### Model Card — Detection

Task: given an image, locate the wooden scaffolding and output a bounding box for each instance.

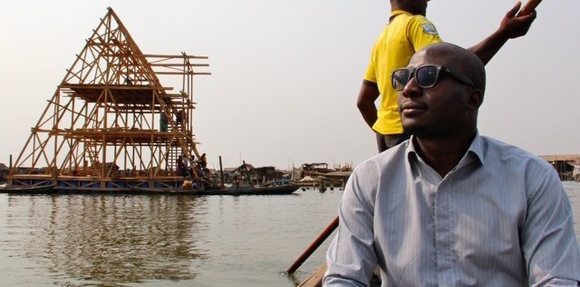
[7,7,210,191]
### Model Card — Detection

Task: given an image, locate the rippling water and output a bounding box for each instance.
[0,187,343,286]
[0,182,579,286]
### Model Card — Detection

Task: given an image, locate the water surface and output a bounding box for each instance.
[0,182,579,286]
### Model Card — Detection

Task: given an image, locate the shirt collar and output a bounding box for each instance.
[406,132,485,167]
[468,132,485,165]
[389,10,412,22]
[391,10,412,18]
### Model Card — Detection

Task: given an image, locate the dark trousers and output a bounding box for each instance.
[376,131,411,153]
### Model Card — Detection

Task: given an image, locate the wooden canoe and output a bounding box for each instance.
[129,184,300,196]
[0,184,56,194]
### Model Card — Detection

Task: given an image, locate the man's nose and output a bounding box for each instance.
[400,77,422,98]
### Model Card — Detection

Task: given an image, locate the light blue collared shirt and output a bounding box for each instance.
[324,134,580,286]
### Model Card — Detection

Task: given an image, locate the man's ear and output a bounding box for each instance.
[467,89,483,110]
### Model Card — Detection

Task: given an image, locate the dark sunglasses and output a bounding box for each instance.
[391,64,475,91]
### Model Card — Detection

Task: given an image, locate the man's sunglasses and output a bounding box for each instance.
[391,64,475,91]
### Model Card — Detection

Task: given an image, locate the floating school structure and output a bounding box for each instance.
[7,8,211,192]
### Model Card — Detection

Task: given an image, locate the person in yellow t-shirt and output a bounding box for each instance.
[357,0,536,153]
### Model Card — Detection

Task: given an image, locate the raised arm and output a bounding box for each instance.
[469,1,536,65]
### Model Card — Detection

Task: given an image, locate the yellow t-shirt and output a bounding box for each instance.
[365,10,442,135]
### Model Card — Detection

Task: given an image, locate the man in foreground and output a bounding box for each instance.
[325,43,580,286]
[357,0,536,152]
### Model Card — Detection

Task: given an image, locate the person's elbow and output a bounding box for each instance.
[356,91,377,109]
[356,81,379,108]
[356,97,369,112]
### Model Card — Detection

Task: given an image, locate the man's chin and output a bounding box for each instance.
[402,125,428,138]
[401,124,420,134]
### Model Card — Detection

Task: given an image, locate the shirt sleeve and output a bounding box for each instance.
[521,165,580,286]
[324,163,379,286]
[406,16,442,52]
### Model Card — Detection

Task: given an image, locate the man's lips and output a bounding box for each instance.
[400,102,427,116]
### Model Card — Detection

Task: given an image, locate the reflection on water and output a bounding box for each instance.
[3,195,208,286]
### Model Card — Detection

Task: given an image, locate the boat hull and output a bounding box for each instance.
[0,182,300,196]
[129,184,300,195]
[0,184,57,194]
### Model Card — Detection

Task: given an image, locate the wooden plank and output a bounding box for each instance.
[297,263,327,287]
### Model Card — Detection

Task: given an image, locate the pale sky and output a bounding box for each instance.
[0,0,577,170]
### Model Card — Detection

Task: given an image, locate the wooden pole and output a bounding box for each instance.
[287,216,339,274]
[219,156,224,187]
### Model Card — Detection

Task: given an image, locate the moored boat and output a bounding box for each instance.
[0,184,56,194]
[129,183,300,196]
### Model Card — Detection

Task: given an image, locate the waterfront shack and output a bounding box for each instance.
[540,154,580,181]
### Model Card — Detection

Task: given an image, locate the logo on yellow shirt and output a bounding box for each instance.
[421,23,438,35]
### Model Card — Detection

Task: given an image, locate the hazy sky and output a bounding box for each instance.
[0,0,577,170]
